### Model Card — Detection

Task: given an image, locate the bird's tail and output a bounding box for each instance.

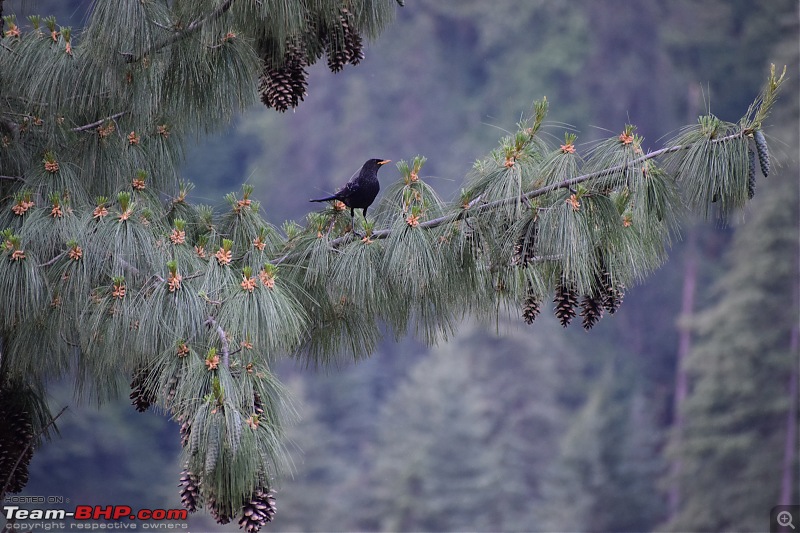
[309,194,338,203]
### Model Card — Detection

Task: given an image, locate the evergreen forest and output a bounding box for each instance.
[1,1,798,532]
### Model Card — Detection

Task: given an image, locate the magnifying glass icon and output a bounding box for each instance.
[778,510,796,530]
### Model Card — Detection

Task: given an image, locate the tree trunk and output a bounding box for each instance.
[668,84,701,519]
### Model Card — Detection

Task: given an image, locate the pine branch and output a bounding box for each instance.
[0,175,22,181]
[321,129,748,249]
[0,111,108,145]
[124,0,237,63]
[38,252,65,268]
[71,112,129,133]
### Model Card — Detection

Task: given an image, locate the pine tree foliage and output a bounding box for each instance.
[0,0,788,522]
[0,0,395,516]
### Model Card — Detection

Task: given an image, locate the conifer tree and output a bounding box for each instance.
[538,359,666,532]
[366,340,495,532]
[0,1,788,526]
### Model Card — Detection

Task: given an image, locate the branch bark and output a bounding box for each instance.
[71,111,129,133]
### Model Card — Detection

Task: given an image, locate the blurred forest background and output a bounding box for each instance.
[5,1,799,531]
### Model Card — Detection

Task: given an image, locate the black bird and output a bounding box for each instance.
[310,158,391,225]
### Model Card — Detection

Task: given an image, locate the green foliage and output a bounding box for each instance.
[0,0,793,527]
[0,0,400,516]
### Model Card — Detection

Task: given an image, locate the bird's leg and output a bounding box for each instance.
[349,209,361,237]
[350,209,367,238]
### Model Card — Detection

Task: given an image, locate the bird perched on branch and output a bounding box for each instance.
[310,158,391,227]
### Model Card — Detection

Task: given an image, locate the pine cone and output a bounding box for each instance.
[599,270,624,314]
[522,285,541,324]
[259,40,309,112]
[238,488,277,533]
[178,467,201,513]
[512,219,538,267]
[753,129,769,178]
[129,367,155,413]
[326,46,349,73]
[0,395,35,495]
[165,374,179,408]
[553,280,578,327]
[326,8,364,72]
[0,386,35,493]
[207,494,233,525]
[747,148,756,199]
[179,420,191,448]
[253,392,264,416]
[343,22,364,66]
[580,294,604,330]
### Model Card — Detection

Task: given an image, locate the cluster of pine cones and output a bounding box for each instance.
[178,466,276,531]
[0,384,35,497]
[522,275,624,331]
[172,392,276,533]
[130,367,276,530]
[748,129,770,199]
[259,8,365,112]
[173,396,276,530]
[514,225,625,330]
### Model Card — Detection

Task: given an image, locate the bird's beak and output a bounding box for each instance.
[378,159,391,165]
